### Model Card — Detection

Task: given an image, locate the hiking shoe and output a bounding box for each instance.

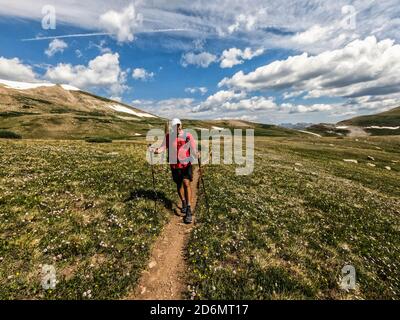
[184,206,192,224]
[181,205,187,214]
[181,201,187,214]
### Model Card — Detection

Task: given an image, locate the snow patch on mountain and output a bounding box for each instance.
[0,79,80,91]
[107,104,156,118]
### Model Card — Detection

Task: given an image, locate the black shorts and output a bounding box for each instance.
[171,165,193,184]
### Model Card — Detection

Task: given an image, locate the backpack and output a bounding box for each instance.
[166,130,191,164]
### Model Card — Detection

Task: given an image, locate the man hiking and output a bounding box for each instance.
[153,118,197,224]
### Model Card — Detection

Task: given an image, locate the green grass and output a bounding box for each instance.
[1,136,399,300]
[0,140,175,299]
[306,124,350,137]
[0,130,22,139]
[188,136,400,299]
[365,128,400,136]
[339,106,400,127]
[85,137,113,143]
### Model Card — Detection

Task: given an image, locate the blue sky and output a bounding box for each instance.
[0,1,399,124]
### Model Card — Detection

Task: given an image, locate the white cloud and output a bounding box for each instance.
[193,90,281,114]
[216,115,258,121]
[135,98,198,119]
[132,68,154,81]
[220,37,400,100]
[45,52,127,95]
[283,91,304,100]
[344,93,400,112]
[0,56,37,81]
[99,4,143,43]
[194,90,334,114]
[220,47,264,68]
[291,25,331,45]
[45,39,68,57]
[225,8,268,35]
[281,103,333,114]
[193,90,248,112]
[181,52,217,68]
[185,87,208,95]
[135,90,340,124]
[89,40,112,54]
[220,96,278,111]
[2,1,400,54]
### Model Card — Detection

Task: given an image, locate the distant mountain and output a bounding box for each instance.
[0,79,163,139]
[338,106,400,127]
[337,106,400,136]
[305,107,400,137]
[280,122,314,130]
[0,79,304,139]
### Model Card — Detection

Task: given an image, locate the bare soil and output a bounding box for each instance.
[126,167,200,300]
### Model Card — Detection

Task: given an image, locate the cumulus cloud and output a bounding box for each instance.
[181,52,218,68]
[345,93,400,112]
[193,90,248,112]
[0,56,37,81]
[99,4,143,43]
[224,8,268,35]
[283,90,305,100]
[45,52,127,95]
[287,23,360,54]
[220,96,278,111]
[132,68,154,81]
[45,39,68,57]
[281,103,333,114]
[220,47,264,68]
[192,90,286,114]
[216,115,258,121]
[220,37,400,100]
[135,89,339,124]
[135,98,198,119]
[185,87,208,95]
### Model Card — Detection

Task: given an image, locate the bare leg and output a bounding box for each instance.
[183,179,191,206]
[177,182,185,204]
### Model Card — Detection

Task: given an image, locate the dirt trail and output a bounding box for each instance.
[126,167,200,300]
[346,126,369,137]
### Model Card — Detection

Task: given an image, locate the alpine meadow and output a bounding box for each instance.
[0,0,399,308]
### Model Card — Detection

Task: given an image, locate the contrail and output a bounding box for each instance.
[22,32,112,41]
[139,28,189,33]
[21,29,189,41]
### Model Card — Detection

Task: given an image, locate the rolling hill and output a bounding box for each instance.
[306,106,400,137]
[0,79,162,140]
[338,106,400,127]
[338,106,400,136]
[0,79,304,139]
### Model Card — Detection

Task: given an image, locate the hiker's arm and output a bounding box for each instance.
[154,134,167,154]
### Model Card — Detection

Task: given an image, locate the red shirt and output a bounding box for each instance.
[161,130,196,169]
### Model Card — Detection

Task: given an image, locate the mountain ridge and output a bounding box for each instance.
[0,79,304,139]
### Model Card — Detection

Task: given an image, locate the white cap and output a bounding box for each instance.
[171,118,181,127]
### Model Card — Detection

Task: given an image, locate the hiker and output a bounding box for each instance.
[153,118,197,224]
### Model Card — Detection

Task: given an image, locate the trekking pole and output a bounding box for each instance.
[148,144,157,213]
[197,153,210,213]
